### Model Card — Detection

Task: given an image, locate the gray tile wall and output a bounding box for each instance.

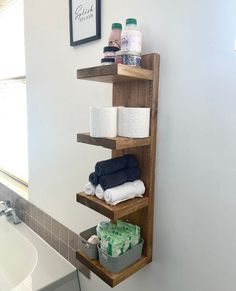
[0,183,90,279]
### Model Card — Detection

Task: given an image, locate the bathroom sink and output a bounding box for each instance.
[0,215,37,290]
[0,215,76,291]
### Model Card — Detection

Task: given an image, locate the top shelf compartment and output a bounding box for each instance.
[77,64,153,83]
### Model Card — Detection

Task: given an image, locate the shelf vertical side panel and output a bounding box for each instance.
[143,53,160,259]
[112,53,160,259]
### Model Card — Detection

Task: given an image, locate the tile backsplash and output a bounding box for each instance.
[0,183,90,279]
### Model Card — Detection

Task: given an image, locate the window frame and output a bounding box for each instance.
[0,0,28,187]
[0,74,28,187]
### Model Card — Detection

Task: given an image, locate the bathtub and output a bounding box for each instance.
[0,215,77,291]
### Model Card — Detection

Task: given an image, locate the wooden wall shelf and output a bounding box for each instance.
[77,63,153,83]
[77,133,151,150]
[76,251,150,288]
[77,192,149,220]
[75,53,160,287]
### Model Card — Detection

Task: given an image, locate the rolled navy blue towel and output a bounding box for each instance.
[125,167,140,182]
[125,154,139,168]
[95,154,138,176]
[99,167,140,190]
[89,172,99,187]
[95,155,127,176]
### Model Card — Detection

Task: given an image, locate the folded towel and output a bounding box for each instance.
[104,180,145,205]
[84,182,95,195]
[89,172,99,186]
[95,184,104,199]
[99,167,140,190]
[125,154,139,168]
[95,154,138,176]
[125,167,140,182]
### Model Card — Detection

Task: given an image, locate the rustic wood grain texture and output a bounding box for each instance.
[77,192,149,220]
[76,53,160,286]
[77,133,151,150]
[112,53,160,259]
[77,64,153,83]
[76,250,150,287]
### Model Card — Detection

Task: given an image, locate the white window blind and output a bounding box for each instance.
[0,0,25,78]
[0,0,28,183]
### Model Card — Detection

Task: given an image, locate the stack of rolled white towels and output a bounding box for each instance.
[84,154,145,205]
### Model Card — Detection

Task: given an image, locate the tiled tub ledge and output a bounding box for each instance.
[0,182,90,279]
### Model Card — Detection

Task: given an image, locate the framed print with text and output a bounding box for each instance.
[69,0,101,46]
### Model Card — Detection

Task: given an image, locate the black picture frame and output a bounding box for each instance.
[69,0,101,46]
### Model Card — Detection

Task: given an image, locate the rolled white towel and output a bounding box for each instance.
[104,180,145,206]
[84,182,95,195]
[95,184,105,199]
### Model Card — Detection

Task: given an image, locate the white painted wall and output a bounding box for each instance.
[24,0,236,290]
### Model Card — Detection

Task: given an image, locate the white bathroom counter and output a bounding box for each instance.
[0,216,77,291]
[17,221,77,291]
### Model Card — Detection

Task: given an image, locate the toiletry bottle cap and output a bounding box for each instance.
[103,46,120,53]
[101,58,115,63]
[112,23,122,30]
[126,18,137,25]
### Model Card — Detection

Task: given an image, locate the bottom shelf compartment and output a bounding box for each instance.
[76,250,150,287]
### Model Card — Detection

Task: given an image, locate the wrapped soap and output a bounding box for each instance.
[87,235,100,245]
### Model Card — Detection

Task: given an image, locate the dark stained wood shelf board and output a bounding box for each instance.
[77,64,153,83]
[76,250,150,287]
[77,133,151,150]
[76,192,149,220]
